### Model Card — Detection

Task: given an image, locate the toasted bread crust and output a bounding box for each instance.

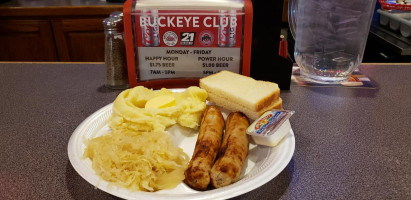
[253,86,280,111]
[206,91,282,120]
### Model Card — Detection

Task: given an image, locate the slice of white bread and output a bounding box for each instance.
[200,70,282,120]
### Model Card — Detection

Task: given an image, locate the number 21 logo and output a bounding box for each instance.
[180,32,195,46]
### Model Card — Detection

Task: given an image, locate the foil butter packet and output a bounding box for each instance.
[247,110,294,147]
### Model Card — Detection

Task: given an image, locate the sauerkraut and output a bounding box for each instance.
[83,130,189,192]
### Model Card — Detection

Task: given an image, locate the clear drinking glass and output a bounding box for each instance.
[289,0,377,83]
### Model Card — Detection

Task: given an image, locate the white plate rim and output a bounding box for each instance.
[67,92,295,200]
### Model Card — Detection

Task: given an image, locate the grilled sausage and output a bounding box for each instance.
[184,106,225,190]
[210,112,249,188]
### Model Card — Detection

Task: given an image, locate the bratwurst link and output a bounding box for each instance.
[184,106,225,190]
[210,112,249,188]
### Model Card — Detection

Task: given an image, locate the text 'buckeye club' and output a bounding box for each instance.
[139,9,238,47]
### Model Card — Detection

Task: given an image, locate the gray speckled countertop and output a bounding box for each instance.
[0,63,410,200]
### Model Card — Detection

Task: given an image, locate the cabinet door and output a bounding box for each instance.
[0,20,58,61]
[52,18,106,62]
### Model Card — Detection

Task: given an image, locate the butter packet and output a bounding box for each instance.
[246,110,294,147]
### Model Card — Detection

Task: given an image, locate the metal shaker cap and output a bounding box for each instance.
[109,11,123,19]
[103,15,123,32]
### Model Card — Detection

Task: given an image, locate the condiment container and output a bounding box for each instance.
[103,13,129,89]
[246,110,294,147]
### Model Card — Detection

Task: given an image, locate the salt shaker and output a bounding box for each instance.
[103,13,128,89]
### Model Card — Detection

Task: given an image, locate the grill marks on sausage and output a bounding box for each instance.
[210,112,249,188]
[195,126,221,157]
[218,162,238,174]
[184,109,250,190]
[184,106,225,190]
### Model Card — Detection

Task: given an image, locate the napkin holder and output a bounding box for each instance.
[123,0,253,89]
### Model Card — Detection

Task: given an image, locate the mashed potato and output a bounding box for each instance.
[108,86,207,132]
[83,130,189,192]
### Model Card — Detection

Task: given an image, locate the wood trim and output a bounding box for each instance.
[52,18,106,62]
[0,4,122,62]
[0,6,123,17]
[0,19,58,61]
[51,20,70,61]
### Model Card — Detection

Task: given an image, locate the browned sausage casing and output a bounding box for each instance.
[210,112,249,188]
[184,106,225,190]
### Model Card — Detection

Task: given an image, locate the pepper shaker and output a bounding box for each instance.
[103,13,128,89]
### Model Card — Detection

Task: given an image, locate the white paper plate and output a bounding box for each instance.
[68,90,295,200]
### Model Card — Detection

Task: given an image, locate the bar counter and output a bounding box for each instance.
[0,62,410,199]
